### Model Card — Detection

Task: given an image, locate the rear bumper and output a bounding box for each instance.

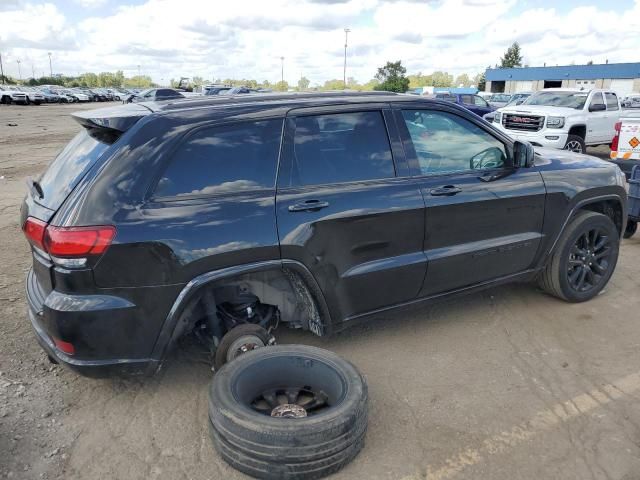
[25,268,160,378]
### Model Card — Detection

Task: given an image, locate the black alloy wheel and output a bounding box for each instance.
[566,227,613,293]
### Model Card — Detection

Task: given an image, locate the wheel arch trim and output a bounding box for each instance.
[546,193,626,256]
[150,259,333,362]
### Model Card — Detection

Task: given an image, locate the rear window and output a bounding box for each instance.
[37,130,110,209]
[154,119,283,198]
[605,92,619,110]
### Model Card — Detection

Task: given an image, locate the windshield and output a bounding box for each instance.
[523,91,588,109]
[491,94,510,102]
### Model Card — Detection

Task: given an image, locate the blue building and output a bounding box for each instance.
[484,62,640,96]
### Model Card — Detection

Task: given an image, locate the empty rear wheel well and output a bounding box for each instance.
[568,125,586,140]
[579,200,623,236]
[169,268,328,348]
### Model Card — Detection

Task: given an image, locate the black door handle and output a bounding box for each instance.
[288,200,330,212]
[429,185,462,196]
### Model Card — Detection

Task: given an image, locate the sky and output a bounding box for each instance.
[0,0,639,86]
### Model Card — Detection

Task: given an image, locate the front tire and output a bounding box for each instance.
[564,134,586,154]
[538,211,619,302]
[209,345,368,480]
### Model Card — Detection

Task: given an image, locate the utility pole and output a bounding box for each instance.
[48,52,52,77]
[137,64,141,87]
[343,28,350,89]
[0,51,4,84]
[16,59,21,81]
[31,64,35,79]
[280,56,284,88]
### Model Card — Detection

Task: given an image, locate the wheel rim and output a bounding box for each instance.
[252,386,330,418]
[564,140,583,153]
[566,228,612,293]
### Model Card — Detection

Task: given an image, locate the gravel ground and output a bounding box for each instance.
[1,103,640,480]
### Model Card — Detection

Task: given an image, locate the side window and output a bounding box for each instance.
[401,109,507,174]
[461,95,474,105]
[290,111,395,186]
[605,92,619,110]
[154,119,283,198]
[589,93,605,110]
[473,95,489,107]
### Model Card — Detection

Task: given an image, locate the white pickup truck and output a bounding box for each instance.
[493,88,621,154]
[609,110,640,179]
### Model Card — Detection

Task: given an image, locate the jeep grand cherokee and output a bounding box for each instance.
[21,92,628,376]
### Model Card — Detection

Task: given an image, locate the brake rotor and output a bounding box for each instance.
[225,334,265,363]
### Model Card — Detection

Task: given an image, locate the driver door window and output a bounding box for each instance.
[400,109,507,175]
[473,95,489,107]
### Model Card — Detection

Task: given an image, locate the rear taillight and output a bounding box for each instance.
[44,226,116,257]
[23,217,115,262]
[23,217,47,251]
[611,121,622,152]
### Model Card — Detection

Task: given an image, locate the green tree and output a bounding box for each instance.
[275,80,289,91]
[322,79,345,90]
[346,77,361,90]
[474,72,486,91]
[360,79,380,91]
[500,42,523,68]
[297,76,310,91]
[454,73,471,87]
[374,61,410,93]
[431,71,453,87]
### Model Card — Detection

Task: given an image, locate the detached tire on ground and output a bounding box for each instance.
[209,345,368,479]
[538,210,619,302]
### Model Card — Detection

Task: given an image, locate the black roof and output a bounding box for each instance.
[147,91,408,113]
[73,91,441,133]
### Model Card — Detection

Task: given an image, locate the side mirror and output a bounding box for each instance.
[589,103,606,112]
[513,140,535,168]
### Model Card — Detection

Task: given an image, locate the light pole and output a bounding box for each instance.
[0,51,4,84]
[31,64,35,79]
[137,64,141,87]
[343,28,350,89]
[48,52,52,77]
[16,59,21,81]
[280,56,284,89]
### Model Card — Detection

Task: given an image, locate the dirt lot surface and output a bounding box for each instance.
[1,103,640,480]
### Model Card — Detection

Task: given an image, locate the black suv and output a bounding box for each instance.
[22,92,627,377]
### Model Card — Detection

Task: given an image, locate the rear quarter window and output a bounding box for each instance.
[37,130,110,210]
[154,119,283,198]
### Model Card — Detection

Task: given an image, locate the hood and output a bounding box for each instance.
[499,105,581,117]
[534,147,613,169]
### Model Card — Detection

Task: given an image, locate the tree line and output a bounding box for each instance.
[0,42,524,93]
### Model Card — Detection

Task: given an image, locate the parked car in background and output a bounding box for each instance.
[609,110,640,179]
[622,94,640,109]
[0,85,29,104]
[204,86,233,96]
[434,92,495,117]
[63,89,90,102]
[220,86,262,95]
[17,87,44,105]
[488,93,511,108]
[38,89,61,103]
[493,88,621,154]
[483,92,533,122]
[124,88,185,103]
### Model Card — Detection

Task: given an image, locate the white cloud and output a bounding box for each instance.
[0,0,639,84]
[73,0,107,7]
